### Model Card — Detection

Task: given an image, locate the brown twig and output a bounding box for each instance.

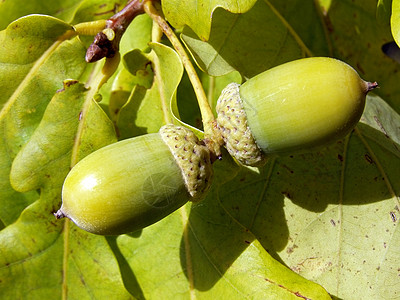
[85,0,146,62]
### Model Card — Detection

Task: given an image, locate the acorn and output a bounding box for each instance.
[216,57,378,166]
[55,124,212,235]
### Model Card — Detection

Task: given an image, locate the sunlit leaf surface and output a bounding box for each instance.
[0,1,399,299]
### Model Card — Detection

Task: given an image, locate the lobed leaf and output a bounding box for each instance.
[0,189,131,300]
[328,0,400,113]
[9,81,117,192]
[101,13,153,115]
[268,0,331,56]
[376,0,392,25]
[0,0,82,30]
[161,0,257,41]
[112,156,331,299]
[218,95,400,299]
[0,0,400,299]
[0,79,128,298]
[70,0,130,24]
[181,0,328,78]
[0,15,86,225]
[116,42,183,138]
[0,192,65,299]
[0,0,129,31]
[174,70,242,133]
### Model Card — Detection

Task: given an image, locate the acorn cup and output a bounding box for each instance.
[56,124,213,235]
[216,57,378,166]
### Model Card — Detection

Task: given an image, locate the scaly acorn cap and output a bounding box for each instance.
[216,83,267,167]
[160,124,213,202]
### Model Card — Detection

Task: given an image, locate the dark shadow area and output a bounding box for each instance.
[106,236,145,300]
[125,229,142,238]
[179,123,400,292]
[382,41,400,64]
[330,295,344,300]
[176,72,203,130]
[116,85,149,139]
[179,153,290,291]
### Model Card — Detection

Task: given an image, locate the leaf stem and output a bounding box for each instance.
[0,38,65,120]
[73,20,107,36]
[144,0,222,157]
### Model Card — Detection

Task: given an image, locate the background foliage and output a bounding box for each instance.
[0,0,399,299]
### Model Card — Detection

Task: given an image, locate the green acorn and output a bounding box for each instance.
[216,57,378,166]
[55,124,212,235]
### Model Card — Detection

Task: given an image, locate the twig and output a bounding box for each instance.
[144,0,223,158]
[85,0,146,62]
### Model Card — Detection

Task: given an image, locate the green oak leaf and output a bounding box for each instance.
[162,0,257,41]
[116,42,183,139]
[0,15,86,226]
[0,0,82,30]
[181,0,329,78]
[112,156,331,299]
[268,0,330,56]
[107,67,144,122]
[376,0,392,25]
[0,80,130,299]
[119,13,153,54]
[70,0,130,24]
[172,69,242,137]
[328,0,400,113]
[123,49,152,77]
[99,13,153,115]
[220,94,400,299]
[0,0,130,31]
[181,2,300,78]
[9,81,117,192]
[0,1,399,299]
[0,189,131,300]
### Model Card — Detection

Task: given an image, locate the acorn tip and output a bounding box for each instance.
[54,209,66,219]
[367,81,378,92]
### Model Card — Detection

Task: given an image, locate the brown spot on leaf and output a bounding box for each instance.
[390,211,397,222]
[364,154,374,164]
[64,80,79,88]
[286,244,298,254]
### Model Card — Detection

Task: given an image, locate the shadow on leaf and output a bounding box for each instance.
[107,236,145,300]
[179,120,400,291]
